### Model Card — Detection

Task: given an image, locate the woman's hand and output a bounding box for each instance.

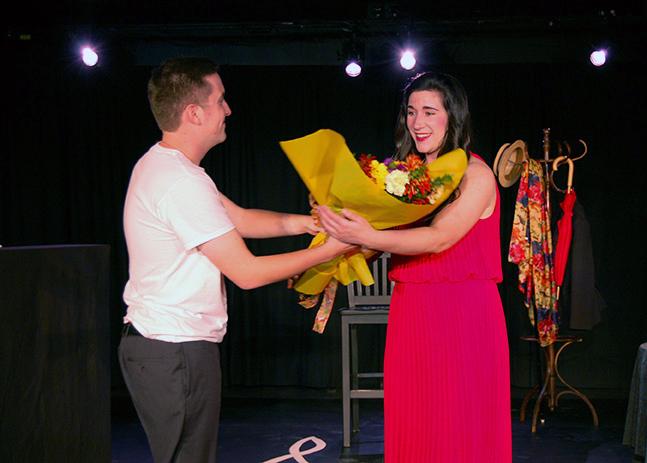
[318,205,376,247]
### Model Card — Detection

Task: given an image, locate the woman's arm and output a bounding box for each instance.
[318,160,497,255]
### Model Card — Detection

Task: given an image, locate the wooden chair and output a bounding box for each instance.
[340,252,393,448]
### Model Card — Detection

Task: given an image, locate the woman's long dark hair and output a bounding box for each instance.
[394,71,472,161]
[394,71,473,221]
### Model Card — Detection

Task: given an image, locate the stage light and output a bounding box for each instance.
[400,49,416,70]
[340,37,364,78]
[590,48,607,67]
[81,46,98,67]
[345,60,362,77]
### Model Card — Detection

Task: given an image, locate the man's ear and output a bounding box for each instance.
[183,103,202,125]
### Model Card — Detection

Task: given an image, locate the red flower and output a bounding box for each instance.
[357,154,377,179]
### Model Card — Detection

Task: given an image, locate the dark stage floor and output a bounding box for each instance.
[111,392,638,462]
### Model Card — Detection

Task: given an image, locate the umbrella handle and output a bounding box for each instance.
[569,139,588,162]
[550,156,574,193]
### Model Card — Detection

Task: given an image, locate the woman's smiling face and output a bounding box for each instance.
[406,90,449,160]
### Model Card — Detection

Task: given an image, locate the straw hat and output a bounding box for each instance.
[493,139,527,187]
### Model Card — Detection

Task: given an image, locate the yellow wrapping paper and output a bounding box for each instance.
[280,129,468,297]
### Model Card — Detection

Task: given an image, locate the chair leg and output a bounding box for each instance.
[341,317,351,448]
[351,324,359,433]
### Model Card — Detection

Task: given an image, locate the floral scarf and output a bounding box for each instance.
[508,159,558,346]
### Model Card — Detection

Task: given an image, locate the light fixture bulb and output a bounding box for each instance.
[400,50,416,70]
[345,61,362,77]
[590,49,607,67]
[81,46,98,66]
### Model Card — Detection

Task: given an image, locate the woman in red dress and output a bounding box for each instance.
[319,71,512,462]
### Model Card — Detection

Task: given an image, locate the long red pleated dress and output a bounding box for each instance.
[384,184,512,462]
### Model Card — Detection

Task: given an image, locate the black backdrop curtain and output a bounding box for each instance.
[3,37,646,398]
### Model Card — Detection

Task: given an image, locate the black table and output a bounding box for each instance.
[0,245,110,463]
[624,342,647,462]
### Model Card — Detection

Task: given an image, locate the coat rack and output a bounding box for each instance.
[494,128,588,194]
[495,128,598,433]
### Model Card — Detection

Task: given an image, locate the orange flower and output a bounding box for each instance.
[404,153,425,170]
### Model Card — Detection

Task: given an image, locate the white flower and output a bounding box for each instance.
[385,170,409,197]
[428,185,445,204]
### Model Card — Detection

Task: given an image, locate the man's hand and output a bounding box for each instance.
[283,214,321,236]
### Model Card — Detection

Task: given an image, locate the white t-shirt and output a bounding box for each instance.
[122,143,235,342]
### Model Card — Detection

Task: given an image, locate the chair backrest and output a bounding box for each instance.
[347,252,393,307]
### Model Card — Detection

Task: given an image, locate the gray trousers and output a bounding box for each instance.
[119,332,221,463]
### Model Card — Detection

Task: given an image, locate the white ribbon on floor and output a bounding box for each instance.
[261,436,327,463]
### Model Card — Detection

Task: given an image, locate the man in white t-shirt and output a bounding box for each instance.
[119,57,351,463]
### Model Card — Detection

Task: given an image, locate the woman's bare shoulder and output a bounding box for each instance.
[466,155,495,182]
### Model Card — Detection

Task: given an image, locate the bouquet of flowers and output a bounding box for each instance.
[357,153,454,206]
[280,129,467,332]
